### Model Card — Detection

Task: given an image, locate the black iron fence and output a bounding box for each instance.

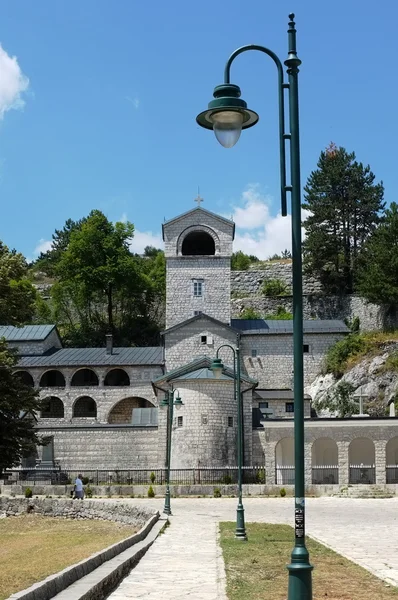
[349,465,375,484]
[275,465,295,485]
[386,466,398,484]
[3,466,267,486]
[312,466,339,485]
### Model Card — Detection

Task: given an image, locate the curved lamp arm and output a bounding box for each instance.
[224,45,289,217]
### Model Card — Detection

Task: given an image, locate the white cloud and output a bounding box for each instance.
[34,239,53,255]
[126,96,140,109]
[0,44,29,119]
[128,229,163,254]
[231,184,310,259]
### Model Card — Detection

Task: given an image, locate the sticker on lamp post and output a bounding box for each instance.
[295,508,304,538]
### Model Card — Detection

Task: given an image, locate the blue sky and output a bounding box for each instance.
[0,0,396,260]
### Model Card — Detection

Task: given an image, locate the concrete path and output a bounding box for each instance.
[107,497,398,598]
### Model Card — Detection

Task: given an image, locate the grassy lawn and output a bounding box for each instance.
[0,514,138,600]
[220,522,398,600]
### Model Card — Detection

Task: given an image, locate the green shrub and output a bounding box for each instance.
[213,487,222,498]
[280,488,286,497]
[262,278,288,296]
[264,305,293,320]
[147,485,155,498]
[255,469,266,484]
[82,476,90,485]
[222,474,232,484]
[150,471,156,484]
[85,485,93,498]
[241,307,261,320]
[384,351,398,372]
[25,487,33,499]
[324,334,370,377]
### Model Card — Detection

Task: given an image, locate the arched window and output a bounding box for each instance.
[71,369,99,386]
[181,231,215,256]
[40,370,66,387]
[14,371,34,387]
[73,396,97,418]
[386,437,398,483]
[311,438,339,484]
[349,438,375,484]
[41,397,64,418]
[108,397,153,424]
[275,438,294,485]
[104,369,130,386]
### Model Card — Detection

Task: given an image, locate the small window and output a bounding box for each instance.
[251,349,258,358]
[285,402,294,413]
[228,416,233,427]
[194,311,203,316]
[177,415,183,427]
[259,401,269,410]
[303,344,310,353]
[201,335,207,345]
[193,280,203,297]
[201,414,208,425]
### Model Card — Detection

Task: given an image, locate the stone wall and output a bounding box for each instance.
[241,332,344,387]
[0,497,157,525]
[231,264,322,295]
[37,425,161,470]
[8,328,62,356]
[231,294,398,331]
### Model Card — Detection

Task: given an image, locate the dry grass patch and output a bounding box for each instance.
[0,514,138,600]
[220,522,398,600]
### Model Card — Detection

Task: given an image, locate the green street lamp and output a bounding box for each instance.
[160,388,183,515]
[211,335,247,541]
[197,13,313,599]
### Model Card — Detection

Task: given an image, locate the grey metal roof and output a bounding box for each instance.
[0,325,55,342]
[254,389,311,400]
[174,367,232,381]
[17,346,163,368]
[231,319,349,335]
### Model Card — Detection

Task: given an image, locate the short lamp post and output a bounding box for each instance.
[197,14,313,599]
[211,335,247,541]
[160,389,183,515]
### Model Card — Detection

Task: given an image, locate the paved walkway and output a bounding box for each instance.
[107,497,398,598]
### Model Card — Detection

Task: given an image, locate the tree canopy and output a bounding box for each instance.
[302,144,385,294]
[231,251,259,270]
[0,242,37,325]
[357,202,398,309]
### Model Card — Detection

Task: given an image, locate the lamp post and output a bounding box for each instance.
[211,334,247,541]
[197,13,313,599]
[160,389,183,515]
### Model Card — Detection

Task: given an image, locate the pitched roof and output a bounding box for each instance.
[162,312,236,336]
[173,367,232,381]
[231,319,349,335]
[162,206,235,240]
[17,346,164,368]
[0,325,56,342]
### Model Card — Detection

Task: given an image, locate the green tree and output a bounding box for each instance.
[34,217,87,276]
[357,202,398,310]
[314,381,357,417]
[302,144,385,294]
[0,340,45,475]
[0,242,37,325]
[52,210,159,346]
[231,251,258,270]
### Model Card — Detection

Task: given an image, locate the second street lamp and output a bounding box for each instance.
[160,389,183,516]
[197,13,313,600]
[211,336,247,541]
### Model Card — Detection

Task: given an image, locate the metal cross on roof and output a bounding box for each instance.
[194,194,203,206]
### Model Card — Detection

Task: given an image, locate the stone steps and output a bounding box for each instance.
[333,485,395,499]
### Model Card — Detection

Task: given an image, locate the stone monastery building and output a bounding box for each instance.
[5,205,398,488]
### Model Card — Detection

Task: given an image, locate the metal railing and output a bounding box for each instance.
[386,466,398,484]
[3,466,267,486]
[275,465,295,485]
[349,465,375,484]
[311,466,339,485]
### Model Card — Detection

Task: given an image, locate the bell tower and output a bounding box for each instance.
[162,199,234,329]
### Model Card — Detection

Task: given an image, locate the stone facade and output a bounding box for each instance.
[231,264,322,295]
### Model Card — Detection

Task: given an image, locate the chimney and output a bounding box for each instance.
[106,333,113,355]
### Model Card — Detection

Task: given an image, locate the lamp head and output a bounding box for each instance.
[160,393,169,407]
[196,84,259,148]
[173,394,183,407]
[210,357,224,379]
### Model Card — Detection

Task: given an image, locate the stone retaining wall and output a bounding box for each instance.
[0,497,157,525]
[231,265,322,295]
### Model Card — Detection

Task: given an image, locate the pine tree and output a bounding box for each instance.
[357,202,398,308]
[302,144,385,294]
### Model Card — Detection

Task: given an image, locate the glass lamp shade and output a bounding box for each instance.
[210,111,244,148]
[210,357,224,379]
[174,394,183,407]
[160,394,169,407]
